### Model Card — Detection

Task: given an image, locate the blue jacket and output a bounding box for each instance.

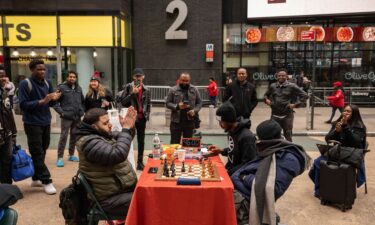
[231,141,307,200]
[19,76,55,126]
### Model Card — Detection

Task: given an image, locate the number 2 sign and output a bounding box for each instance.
[165,0,188,40]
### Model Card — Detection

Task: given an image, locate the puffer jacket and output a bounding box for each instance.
[231,139,310,200]
[53,82,84,121]
[75,123,137,201]
[327,89,345,108]
[166,85,202,123]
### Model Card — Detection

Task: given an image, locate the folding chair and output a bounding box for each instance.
[77,173,125,225]
[0,208,18,225]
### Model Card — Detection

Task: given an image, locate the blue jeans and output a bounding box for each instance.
[209,96,217,107]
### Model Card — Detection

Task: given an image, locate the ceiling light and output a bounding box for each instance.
[67,49,71,56]
[93,49,98,58]
[30,49,37,57]
[12,49,19,57]
[47,49,53,56]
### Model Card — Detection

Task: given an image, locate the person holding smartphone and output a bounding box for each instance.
[119,68,151,171]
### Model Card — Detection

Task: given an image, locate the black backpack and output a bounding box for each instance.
[59,175,90,225]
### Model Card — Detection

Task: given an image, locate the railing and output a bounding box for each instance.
[146,85,375,106]
[146,85,226,105]
[313,87,375,106]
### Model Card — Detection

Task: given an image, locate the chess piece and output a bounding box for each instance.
[171,159,175,171]
[163,163,169,177]
[181,161,186,173]
[171,169,176,177]
[188,165,193,173]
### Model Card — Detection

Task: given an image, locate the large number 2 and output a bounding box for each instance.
[165,0,188,40]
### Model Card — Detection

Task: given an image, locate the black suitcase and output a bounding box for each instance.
[319,159,356,212]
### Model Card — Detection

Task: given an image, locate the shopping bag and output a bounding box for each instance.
[11,145,34,182]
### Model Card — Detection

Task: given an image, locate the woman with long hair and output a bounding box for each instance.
[309,104,367,198]
[325,81,345,123]
[84,76,113,111]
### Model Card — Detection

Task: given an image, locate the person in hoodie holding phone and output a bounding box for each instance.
[207,101,257,176]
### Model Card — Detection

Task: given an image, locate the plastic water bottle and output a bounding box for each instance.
[152,133,161,159]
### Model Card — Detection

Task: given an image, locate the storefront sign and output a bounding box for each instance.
[60,16,113,46]
[206,43,214,62]
[3,16,57,46]
[1,16,120,47]
[248,0,375,19]
[345,72,375,80]
[301,31,315,41]
[252,72,276,81]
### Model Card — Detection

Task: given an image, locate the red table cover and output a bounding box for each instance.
[125,156,237,225]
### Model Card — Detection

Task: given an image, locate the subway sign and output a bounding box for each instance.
[1,16,127,47]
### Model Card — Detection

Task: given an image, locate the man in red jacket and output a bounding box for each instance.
[325,81,345,123]
[207,77,218,107]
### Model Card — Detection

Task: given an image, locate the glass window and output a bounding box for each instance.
[223,24,242,52]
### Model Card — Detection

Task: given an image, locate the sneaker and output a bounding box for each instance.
[43,183,57,195]
[31,180,43,187]
[136,162,145,171]
[56,158,64,167]
[68,155,79,162]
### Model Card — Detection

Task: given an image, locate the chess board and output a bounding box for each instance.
[155,162,221,182]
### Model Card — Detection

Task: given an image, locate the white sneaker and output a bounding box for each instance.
[31,180,43,187]
[43,183,57,195]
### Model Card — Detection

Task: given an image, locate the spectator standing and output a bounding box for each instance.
[53,71,84,167]
[0,67,17,184]
[207,77,219,107]
[166,72,202,144]
[84,76,113,111]
[223,68,258,120]
[75,107,137,217]
[18,59,61,194]
[325,81,345,124]
[119,68,151,171]
[264,68,308,142]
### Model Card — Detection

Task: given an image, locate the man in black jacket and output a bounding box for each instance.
[74,107,137,217]
[119,68,151,171]
[0,68,17,184]
[54,71,84,167]
[223,68,258,120]
[208,101,257,175]
[264,69,308,142]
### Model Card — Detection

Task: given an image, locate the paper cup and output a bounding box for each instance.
[177,149,186,162]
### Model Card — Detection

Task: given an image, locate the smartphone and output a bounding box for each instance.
[134,80,140,87]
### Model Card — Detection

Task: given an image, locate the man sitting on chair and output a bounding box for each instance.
[74,107,137,217]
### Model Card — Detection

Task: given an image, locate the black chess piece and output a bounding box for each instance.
[163,163,169,177]
[171,169,176,177]
[181,161,186,173]
[170,159,175,171]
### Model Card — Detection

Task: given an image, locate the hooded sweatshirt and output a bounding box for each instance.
[222,118,257,175]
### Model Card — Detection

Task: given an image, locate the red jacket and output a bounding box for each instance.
[207,81,218,97]
[327,89,345,108]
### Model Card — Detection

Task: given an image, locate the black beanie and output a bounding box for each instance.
[256,120,282,140]
[216,101,236,123]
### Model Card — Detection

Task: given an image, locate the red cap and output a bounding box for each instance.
[333,81,342,87]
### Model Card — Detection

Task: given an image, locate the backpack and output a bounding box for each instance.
[59,174,90,225]
[13,78,49,115]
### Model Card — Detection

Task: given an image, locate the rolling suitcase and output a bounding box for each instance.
[319,159,356,212]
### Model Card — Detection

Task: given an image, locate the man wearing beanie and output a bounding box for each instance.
[166,72,202,144]
[231,119,311,225]
[119,68,151,171]
[208,101,257,175]
[264,69,308,142]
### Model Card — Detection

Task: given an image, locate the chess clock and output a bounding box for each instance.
[181,138,201,148]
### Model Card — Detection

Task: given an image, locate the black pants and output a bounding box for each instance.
[135,118,146,163]
[24,124,52,184]
[100,192,133,217]
[0,136,13,184]
[327,106,343,122]
[271,113,294,142]
[170,121,195,144]
[57,118,80,158]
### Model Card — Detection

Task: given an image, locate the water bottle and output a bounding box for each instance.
[152,133,161,159]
